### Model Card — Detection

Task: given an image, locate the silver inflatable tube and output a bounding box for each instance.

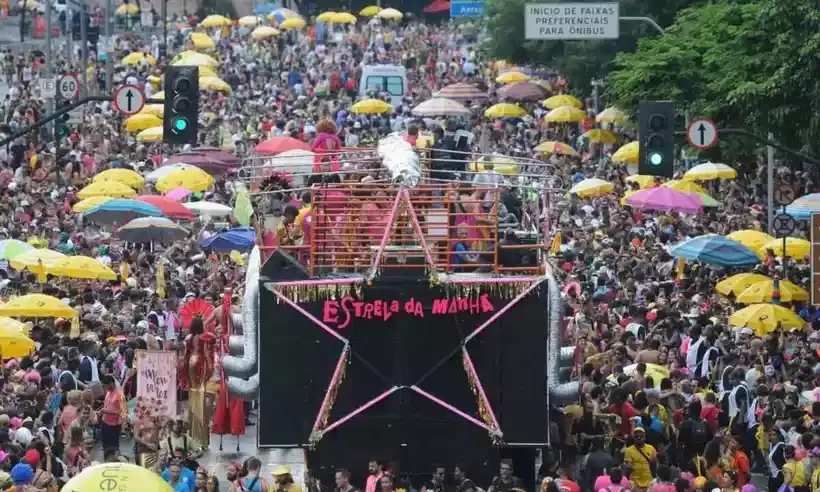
[224,246,261,395]
[377,133,421,188]
[227,373,259,400]
[228,335,244,356]
[547,274,580,405]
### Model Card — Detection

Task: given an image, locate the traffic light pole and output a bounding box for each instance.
[674,128,820,167]
[0,96,161,149]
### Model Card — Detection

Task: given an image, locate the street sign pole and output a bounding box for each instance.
[768,132,775,236]
[81,2,88,97]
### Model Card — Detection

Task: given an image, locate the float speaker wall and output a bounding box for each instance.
[258,279,549,473]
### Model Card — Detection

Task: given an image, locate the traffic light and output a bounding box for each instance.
[638,100,675,178]
[163,66,199,145]
[56,101,71,139]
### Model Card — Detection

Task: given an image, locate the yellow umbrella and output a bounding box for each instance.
[360,5,381,16]
[72,196,114,213]
[377,7,403,20]
[495,71,530,85]
[612,141,639,164]
[0,317,27,333]
[0,325,35,358]
[64,463,173,492]
[569,178,614,198]
[468,155,519,175]
[9,249,67,280]
[543,94,582,110]
[199,14,231,27]
[238,15,259,27]
[279,17,306,30]
[116,4,138,15]
[199,76,232,93]
[623,363,669,386]
[93,169,144,189]
[77,181,137,199]
[533,141,579,157]
[330,12,357,23]
[316,11,337,22]
[581,129,617,144]
[17,0,39,8]
[48,256,118,280]
[151,91,165,101]
[140,104,164,118]
[124,113,162,133]
[662,179,708,195]
[736,279,809,304]
[121,52,156,66]
[729,303,804,337]
[625,175,658,189]
[173,52,219,68]
[760,237,810,259]
[351,99,392,115]
[684,162,737,181]
[715,273,772,296]
[596,107,628,124]
[545,105,586,123]
[251,26,279,40]
[156,167,214,193]
[136,126,163,143]
[727,230,775,254]
[190,32,215,50]
[147,75,161,86]
[484,103,526,118]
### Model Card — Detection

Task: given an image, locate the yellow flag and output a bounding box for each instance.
[156,262,166,299]
[70,315,80,338]
[549,232,562,255]
[120,262,129,288]
[676,257,686,281]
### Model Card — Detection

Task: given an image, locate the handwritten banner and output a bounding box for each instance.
[322,295,496,329]
[136,350,177,419]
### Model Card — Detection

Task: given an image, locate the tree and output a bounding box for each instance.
[606,0,820,162]
[484,0,703,89]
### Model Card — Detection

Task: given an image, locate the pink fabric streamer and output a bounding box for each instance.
[312,345,350,433]
[464,279,544,343]
[273,289,350,344]
[321,386,399,435]
[410,386,495,433]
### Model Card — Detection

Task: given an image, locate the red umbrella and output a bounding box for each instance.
[423,0,449,13]
[255,136,311,155]
[135,195,196,220]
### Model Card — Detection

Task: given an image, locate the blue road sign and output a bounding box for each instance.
[450,1,484,17]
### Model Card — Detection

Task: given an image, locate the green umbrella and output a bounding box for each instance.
[0,239,34,261]
[693,192,721,208]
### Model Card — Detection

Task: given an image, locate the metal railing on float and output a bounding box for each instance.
[240,147,567,277]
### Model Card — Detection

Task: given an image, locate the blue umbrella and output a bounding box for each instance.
[201,227,256,252]
[253,3,277,15]
[669,234,760,267]
[785,193,820,220]
[85,199,164,225]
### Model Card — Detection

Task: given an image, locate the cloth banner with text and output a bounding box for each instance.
[135,350,177,421]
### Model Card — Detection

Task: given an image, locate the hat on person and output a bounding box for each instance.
[10,463,33,484]
[633,427,646,435]
[23,449,39,466]
[271,465,291,476]
[693,477,707,489]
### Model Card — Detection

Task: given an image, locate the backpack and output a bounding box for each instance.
[344,79,356,91]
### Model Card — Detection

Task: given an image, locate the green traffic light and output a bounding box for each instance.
[173,117,189,132]
[649,152,663,166]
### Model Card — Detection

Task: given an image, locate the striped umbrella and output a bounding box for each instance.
[785,193,820,220]
[498,82,549,101]
[411,98,471,117]
[436,83,488,101]
[117,217,189,243]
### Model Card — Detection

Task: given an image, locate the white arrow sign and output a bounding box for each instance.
[113,85,146,115]
[687,119,718,150]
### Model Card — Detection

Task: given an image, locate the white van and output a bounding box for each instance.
[359,64,408,108]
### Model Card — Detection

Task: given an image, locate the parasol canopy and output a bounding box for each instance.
[624,187,703,214]
[729,303,804,336]
[84,199,164,225]
[135,195,196,220]
[436,83,487,101]
[498,82,549,101]
[669,234,760,267]
[117,217,189,243]
[201,227,256,252]
[411,98,471,117]
[0,294,76,318]
[48,256,118,280]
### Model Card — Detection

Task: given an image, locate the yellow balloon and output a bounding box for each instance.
[63,463,174,492]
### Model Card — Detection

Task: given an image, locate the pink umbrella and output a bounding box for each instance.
[498,82,549,101]
[625,187,703,213]
[436,82,488,101]
[165,187,192,201]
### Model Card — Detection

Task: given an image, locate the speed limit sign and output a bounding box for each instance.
[58,74,80,100]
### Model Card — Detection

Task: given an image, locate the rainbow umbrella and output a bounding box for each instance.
[785,193,820,220]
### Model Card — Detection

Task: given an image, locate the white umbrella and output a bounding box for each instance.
[183,201,232,217]
[145,164,199,183]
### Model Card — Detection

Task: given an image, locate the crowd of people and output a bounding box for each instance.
[0,3,812,492]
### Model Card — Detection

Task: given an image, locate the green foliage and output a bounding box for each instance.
[485,0,702,91]
[606,0,820,162]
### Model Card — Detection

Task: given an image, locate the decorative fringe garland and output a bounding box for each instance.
[462,350,504,445]
[268,282,363,303]
[308,346,349,447]
[429,273,538,299]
